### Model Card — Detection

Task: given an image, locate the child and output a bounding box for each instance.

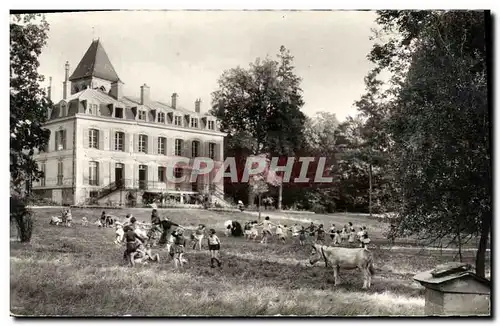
[172,228,187,269]
[298,226,306,246]
[329,224,336,241]
[81,216,88,227]
[258,216,275,244]
[115,224,125,244]
[191,224,206,250]
[100,211,107,227]
[316,224,325,244]
[65,208,73,227]
[348,223,356,245]
[307,222,316,237]
[361,233,371,249]
[136,243,160,264]
[207,229,222,268]
[123,225,146,267]
[333,230,342,245]
[357,227,365,242]
[275,224,286,244]
[291,223,300,237]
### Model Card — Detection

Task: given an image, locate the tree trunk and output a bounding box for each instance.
[368,163,373,218]
[475,212,491,278]
[258,193,262,221]
[248,186,256,209]
[278,183,283,211]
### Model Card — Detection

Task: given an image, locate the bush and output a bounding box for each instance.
[310,203,327,214]
[26,195,59,207]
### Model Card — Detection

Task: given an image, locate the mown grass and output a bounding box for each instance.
[10,208,489,316]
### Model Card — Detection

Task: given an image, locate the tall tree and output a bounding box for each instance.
[10,14,51,242]
[366,10,490,276]
[211,46,307,206]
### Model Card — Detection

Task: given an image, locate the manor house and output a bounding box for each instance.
[31,39,226,206]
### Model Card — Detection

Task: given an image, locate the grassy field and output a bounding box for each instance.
[10,208,489,316]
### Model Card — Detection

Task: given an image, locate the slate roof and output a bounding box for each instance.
[69,39,121,82]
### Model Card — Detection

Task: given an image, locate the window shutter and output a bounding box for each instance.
[99,162,105,186]
[215,142,221,161]
[183,139,190,158]
[124,132,130,152]
[83,129,89,149]
[134,134,139,153]
[152,136,157,155]
[99,130,104,150]
[54,131,59,151]
[63,130,67,149]
[109,128,115,151]
[83,160,89,185]
[148,135,154,155]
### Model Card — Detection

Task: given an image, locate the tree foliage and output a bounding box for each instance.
[10,13,51,242]
[363,10,490,276]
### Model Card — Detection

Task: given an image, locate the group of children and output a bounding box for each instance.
[117,209,223,269]
[244,217,372,248]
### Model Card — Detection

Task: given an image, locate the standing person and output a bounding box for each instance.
[172,228,187,270]
[333,230,342,245]
[329,224,336,242]
[360,233,371,249]
[357,227,365,243]
[123,225,146,267]
[316,224,325,244]
[275,224,286,244]
[65,208,73,227]
[298,226,306,246]
[207,229,222,268]
[100,211,107,228]
[258,216,275,244]
[348,223,356,246]
[149,209,163,241]
[307,222,316,237]
[158,217,180,246]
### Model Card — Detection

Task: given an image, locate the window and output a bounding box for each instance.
[208,142,216,160]
[174,167,183,179]
[208,120,215,130]
[40,163,46,187]
[175,139,183,156]
[138,134,148,153]
[158,112,166,123]
[89,129,99,149]
[89,191,99,198]
[174,116,182,126]
[192,140,200,158]
[158,137,167,155]
[190,118,198,128]
[138,110,146,121]
[57,161,63,185]
[55,130,66,151]
[89,161,99,186]
[115,107,124,118]
[158,166,166,182]
[88,103,99,115]
[115,132,125,151]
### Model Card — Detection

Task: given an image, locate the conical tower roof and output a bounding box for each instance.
[69,39,121,82]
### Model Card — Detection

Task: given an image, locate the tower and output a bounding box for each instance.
[68,39,121,95]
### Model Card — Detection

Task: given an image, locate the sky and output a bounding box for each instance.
[38,10,379,121]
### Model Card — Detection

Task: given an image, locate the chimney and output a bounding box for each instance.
[140,83,150,105]
[171,93,178,109]
[47,77,52,101]
[110,80,124,100]
[63,61,70,99]
[195,98,201,113]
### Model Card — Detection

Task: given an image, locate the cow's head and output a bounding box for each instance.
[309,244,321,265]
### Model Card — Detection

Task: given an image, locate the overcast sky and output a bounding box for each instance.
[38,10,379,121]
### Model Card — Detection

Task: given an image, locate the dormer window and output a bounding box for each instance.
[190,118,198,128]
[88,103,99,115]
[208,120,215,130]
[114,107,124,119]
[158,112,166,123]
[59,102,67,117]
[174,116,182,126]
[138,110,147,121]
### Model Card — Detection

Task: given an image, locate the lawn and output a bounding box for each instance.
[10,208,489,316]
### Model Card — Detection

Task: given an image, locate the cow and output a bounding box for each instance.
[309,243,375,289]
